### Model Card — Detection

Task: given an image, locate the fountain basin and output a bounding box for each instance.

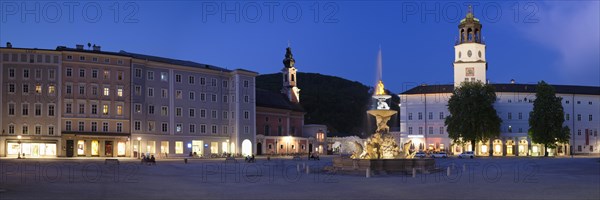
[332,157,435,174]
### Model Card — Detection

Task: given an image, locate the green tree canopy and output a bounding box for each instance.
[445,81,502,153]
[529,81,570,156]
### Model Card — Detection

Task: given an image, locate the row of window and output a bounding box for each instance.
[134,104,250,119]
[65,121,124,133]
[576,129,599,136]
[6,124,55,135]
[137,86,250,103]
[407,112,447,120]
[64,83,124,97]
[65,68,124,80]
[263,125,296,136]
[7,68,56,80]
[7,103,55,117]
[134,105,228,119]
[2,53,59,64]
[406,111,595,122]
[566,114,594,122]
[565,100,594,105]
[133,121,225,134]
[408,126,446,135]
[7,83,56,95]
[65,55,124,65]
[64,102,124,116]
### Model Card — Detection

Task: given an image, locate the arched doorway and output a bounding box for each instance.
[309,144,313,153]
[257,143,262,155]
[242,139,252,156]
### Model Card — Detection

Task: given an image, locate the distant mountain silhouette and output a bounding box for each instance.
[256,72,399,137]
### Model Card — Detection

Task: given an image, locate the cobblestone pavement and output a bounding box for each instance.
[0,156,598,200]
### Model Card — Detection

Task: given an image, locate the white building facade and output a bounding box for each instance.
[397,10,600,156]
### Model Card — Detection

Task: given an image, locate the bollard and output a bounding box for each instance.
[184,158,188,164]
[412,168,416,178]
[463,164,466,172]
[366,167,371,178]
[306,165,310,174]
[447,166,451,176]
[303,162,306,169]
[297,163,300,172]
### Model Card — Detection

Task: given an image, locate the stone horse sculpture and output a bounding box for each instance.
[403,140,416,158]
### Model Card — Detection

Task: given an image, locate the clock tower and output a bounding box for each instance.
[453,6,487,87]
[282,47,300,103]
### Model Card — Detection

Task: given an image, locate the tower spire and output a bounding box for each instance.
[281,46,300,103]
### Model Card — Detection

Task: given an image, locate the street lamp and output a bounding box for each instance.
[17,135,22,159]
[137,137,141,159]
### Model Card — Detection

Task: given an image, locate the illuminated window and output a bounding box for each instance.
[161,72,168,81]
[117,88,123,97]
[176,124,182,133]
[104,87,110,96]
[103,105,109,115]
[48,85,55,95]
[103,70,110,79]
[175,141,183,154]
[35,84,42,94]
[117,105,123,115]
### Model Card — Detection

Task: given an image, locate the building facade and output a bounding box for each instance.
[57,46,132,157]
[1,45,62,157]
[255,47,327,155]
[1,43,257,158]
[397,10,600,156]
[124,51,257,158]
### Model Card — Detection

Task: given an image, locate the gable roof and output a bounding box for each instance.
[401,84,600,95]
[256,88,304,112]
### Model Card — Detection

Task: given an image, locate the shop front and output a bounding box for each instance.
[62,133,130,157]
[6,139,59,158]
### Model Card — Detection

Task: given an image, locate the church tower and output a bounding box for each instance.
[454,6,487,87]
[282,47,300,103]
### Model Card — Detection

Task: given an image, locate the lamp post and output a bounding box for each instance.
[137,137,141,159]
[17,135,22,159]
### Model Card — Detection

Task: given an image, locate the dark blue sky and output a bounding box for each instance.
[2,1,599,92]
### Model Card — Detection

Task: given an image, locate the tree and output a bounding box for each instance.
[445,81,502,155]
[529,81,570,157]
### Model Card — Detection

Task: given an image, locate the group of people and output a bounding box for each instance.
[309,152,320,160]
[245,154,256,163]
[141,153,156,165]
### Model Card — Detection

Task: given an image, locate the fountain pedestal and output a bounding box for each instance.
[329,79,436,175]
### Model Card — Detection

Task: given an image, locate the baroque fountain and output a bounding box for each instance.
[330,49,435,175]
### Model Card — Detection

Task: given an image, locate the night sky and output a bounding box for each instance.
[2,1,598,92]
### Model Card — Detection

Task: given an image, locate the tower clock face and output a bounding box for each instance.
[467,50,472,57]
[466,67,475,76]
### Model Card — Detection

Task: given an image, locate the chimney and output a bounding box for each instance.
[76,44,84,50]
[6,42,12,48]
[93,45,101,51]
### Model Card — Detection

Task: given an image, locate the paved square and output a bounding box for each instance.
[1,156,599,200]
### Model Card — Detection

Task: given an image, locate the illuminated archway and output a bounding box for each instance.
[241,139,252,156]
